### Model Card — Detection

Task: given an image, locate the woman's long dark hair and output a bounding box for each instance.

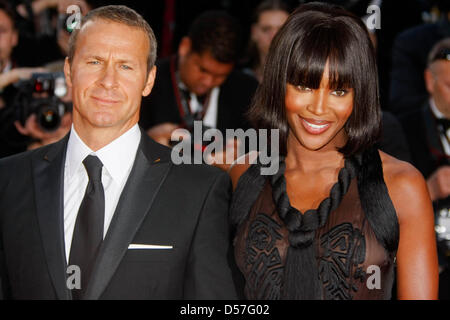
[248,2,381,157]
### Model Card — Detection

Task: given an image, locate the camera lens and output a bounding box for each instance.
[38,106,61,131]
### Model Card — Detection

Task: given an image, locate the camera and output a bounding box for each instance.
[13,72,72,132]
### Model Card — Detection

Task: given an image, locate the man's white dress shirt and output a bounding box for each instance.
[63,124,141,262]
[189,87,220,129]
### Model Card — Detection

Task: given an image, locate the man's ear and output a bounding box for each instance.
[178,37,192,57]
[12,30,18,48]
[424,68,435,95]
[64,57,73,88]
[142,65,156,97]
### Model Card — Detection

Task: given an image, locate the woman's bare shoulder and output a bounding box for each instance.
[379,151,432,223]
[380,151,423,182]
[229,151,259,191]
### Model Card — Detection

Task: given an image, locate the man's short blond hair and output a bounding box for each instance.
[68,5,157,74]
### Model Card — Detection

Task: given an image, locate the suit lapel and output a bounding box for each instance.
[84,134,172,299]
[33,136,71,300]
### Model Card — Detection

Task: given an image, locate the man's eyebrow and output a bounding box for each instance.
[115,58,137,65]
[84,55,105,61]
[199,65,229,77]
[84,55,136,65]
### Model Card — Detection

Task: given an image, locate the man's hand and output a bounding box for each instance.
[206,138,242,171]
[14,113,72,149]
[16,0,90,17]
[147,122,180,146]
[427,166,450,201]
[0,67,46,91]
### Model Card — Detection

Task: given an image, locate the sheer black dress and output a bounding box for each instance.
[230,148,399,300]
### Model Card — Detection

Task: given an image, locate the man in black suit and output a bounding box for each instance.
[139,11,258,147]
[399,38,450,299]
[0,5,237,300]
[399,39,450,201]
[389,4,450,116]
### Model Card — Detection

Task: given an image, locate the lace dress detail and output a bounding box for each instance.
[232,151,398,300]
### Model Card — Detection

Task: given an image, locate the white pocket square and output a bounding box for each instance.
[128,244,173,250]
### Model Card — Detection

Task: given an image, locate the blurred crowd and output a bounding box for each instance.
[0,0,449,298]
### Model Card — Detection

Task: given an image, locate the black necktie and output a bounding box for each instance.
[69,155,105,300]
[436,118,450,132]
[179,86,205,120]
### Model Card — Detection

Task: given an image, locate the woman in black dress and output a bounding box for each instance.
[229,2,438,299]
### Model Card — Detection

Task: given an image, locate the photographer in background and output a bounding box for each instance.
[139,11,258,147]
[0,0,72,158]
[12,0,93,67]
[399,38,450,299]
[400,39,450,210]
[0,1,35,157]
[11,71,72,150]
[0,68,72,157]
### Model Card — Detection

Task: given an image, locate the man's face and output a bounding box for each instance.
[426,60,450,118]
[0,10,17,66]
[178,38,234,96]
[64,19,155,134]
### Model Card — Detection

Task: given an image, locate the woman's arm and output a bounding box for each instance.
[381,152,439,299]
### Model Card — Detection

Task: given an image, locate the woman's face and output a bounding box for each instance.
[285,64,354,152]
[252,10,289,57]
